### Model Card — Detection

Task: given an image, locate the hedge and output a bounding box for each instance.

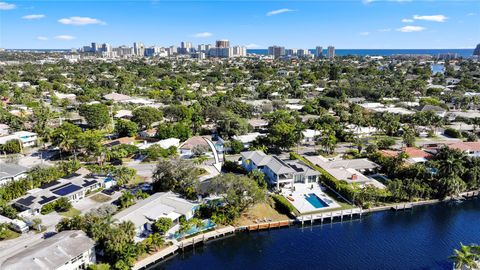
[271,194,295,215]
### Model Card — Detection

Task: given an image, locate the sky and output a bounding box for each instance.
[0,0,479,49]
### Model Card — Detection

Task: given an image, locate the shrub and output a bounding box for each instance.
[444,127,462,138]
[222,160,247,174]
[271,194,295,215]
[377,137,396,149]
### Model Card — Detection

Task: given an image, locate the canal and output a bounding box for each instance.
[151,198,480,270]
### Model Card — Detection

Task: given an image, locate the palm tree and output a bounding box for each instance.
[450,244,480,270]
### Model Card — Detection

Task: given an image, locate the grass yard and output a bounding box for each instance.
[60,207,81,218]
[128,175,146,186]
[235,202,290,226]
[90,193,112,203]
[0,229,20,240]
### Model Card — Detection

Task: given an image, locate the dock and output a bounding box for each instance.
[391,203,413,211]
[133,226,235,270]
[297,208,363,225]
[243,220,293,231]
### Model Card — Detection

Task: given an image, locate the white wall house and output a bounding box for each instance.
[1,230,96,270]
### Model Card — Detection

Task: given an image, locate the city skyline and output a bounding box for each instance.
[0,0,479,49]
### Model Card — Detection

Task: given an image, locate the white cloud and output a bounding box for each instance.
[397,25,426,32]
[378,28,391,32]
[0,2,15,10]
[413,14,447,22]
[193,32,213,38]
[245,43,261,49]
[37,36,48,41]
[402,18,414,23]
[58,16,105,26]
[359,32,370,36]
[22,14,46,20]
[55,35,75,40]
[266,8,295,16]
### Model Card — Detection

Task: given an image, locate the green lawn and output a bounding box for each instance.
[60,208,81,218]
[128,175,146,186]
[0,229,20,241]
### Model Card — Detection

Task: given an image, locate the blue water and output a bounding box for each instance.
[248,49,474,57]
[152,199,480,270]
[304,193,328,208]
[432,64,445,74]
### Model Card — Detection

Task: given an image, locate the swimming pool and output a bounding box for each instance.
[304,193,329,208]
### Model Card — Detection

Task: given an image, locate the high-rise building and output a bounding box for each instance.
[91,42,99,53]
[474,44,480,56]
[297,49,311,58]
[315,46,323,58]
[180,41,192,54]
[268,46,285,59]
[285,49,297,56]
[208,47,233,58]
[113,46,134,57]
[232,46,247,57]
[216,40,230,48]
[101,43,111,53]
[327,46,335,58]
[133,42,145,56]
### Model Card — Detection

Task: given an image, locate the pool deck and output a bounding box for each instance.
[281,183,341,214]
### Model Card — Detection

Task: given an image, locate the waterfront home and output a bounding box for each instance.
[304,155,384,188]
[1,230,96,270]
[240,151,321,189]
[14,168,108,215]
[0,163,28,186]
[447,141,480,157]
[113,191,199,241]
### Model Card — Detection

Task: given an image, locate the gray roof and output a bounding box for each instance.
[285,160,321,177]
[421,105,446,113]
[1,230,95,270]
[0,163,27,180]
[241,151,296,175]
[114,192,197,228]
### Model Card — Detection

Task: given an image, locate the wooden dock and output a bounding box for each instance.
[245,220,292,231]
[297,208,363,225]
[133,226,235,270]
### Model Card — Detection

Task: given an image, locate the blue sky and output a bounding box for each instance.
[0,0,479,49]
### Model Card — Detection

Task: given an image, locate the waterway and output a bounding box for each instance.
[151,198,480,270]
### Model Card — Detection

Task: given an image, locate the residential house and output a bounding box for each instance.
[232,132,264,149]
[421,105,447,118]
[14,168,108,215]
[241,151,320,189]
[13,131,37,147]
[1,230,96,270]
[113,192,198,241]
[448,142,480,157]
[0,163,28,186]
[304,155,384,189]
[301,129,320,144]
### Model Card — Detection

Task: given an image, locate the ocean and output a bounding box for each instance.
[247,48,474,57]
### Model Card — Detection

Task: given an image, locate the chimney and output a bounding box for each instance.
[351,174,358,181]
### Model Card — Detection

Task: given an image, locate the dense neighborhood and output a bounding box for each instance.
[0,47,480,270]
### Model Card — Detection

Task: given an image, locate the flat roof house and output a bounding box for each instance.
[0,163,28,186]
[14,168,106,215]
[113,191,198,241]
[1,230,96,270]
[241,151,320,189]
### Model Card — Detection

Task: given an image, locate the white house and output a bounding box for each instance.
[13,131,37,147]
[301,129,320,144]
[241,151,320,189]
[113,192,198,241]
[1,230,96,270]
[0,163,28,186]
